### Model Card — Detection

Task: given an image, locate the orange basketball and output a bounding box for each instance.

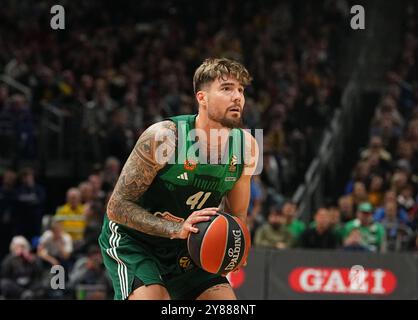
[187,211,251,275]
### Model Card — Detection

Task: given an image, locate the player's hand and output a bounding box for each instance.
[172,208,219,239]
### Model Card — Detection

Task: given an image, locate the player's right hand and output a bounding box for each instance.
[173,208,219,239]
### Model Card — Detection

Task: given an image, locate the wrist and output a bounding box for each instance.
[169,223,183,240]
[169,231,179,240]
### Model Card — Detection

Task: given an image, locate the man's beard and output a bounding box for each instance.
[208,107,243,129]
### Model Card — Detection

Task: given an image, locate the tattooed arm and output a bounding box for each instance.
[107,120,217,239]
[107,120,183,238]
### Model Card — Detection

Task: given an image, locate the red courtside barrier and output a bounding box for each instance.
[232,248,417,300]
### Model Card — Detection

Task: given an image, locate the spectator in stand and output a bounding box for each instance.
[372,96,405,130]
[0,236,43,299]
[68,245,112,300]
[73,201,104,256]
[343,202,386,253]
[349,181,369,209]
[54,188,86,242]
[390,167,410,195]
[329,206,344,246]
[299,207,338,249]
[396,140,416,173]
[102,157,121,192]
[374,194,409,225]
[406,118,418,154]
[377,200,413,251]
[367,174,385,208]
[338,195,355,223]
[381,190,398,205]
[342,228,372,252]
[398,184,417,230]
[254,205,293,249]
[360,135,392,164]
[281,201,306,243]
[379,201,405,225]
[344,160,371,194]
[395,140,418,179]
[78,181,95,205]
[367,152,391,180]
[14,167,46,244]
[374,117,403,155]
[88,173,106,203]
[0,169,17,260]
[308,206,344,246]
[37,220,73,269]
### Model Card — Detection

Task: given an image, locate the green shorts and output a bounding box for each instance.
[98,219,228,300]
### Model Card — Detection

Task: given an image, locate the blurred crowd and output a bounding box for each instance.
[0,0,345,189]
[0,160,118,299]
[1,0,395,300]
[253,0,418,254]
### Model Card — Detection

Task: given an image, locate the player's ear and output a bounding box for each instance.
[196,91,207,108]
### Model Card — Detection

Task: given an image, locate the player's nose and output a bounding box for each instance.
[231,89,242,103]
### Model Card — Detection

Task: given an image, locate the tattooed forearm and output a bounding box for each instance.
[107,120,181,238]
[107,193,182,238]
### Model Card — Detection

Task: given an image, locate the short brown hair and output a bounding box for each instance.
[193,58,252,94]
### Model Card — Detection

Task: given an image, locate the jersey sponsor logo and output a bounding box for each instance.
[177,172,189,180]
[154,211,185,223]
[225,176,237,182]
[288,267,397,295]
[184,159,197,171]
[229,155,238,172]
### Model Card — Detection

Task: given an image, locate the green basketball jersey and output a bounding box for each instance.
[109,114,245,248]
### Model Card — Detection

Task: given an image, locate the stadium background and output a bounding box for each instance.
[0,0,417,299]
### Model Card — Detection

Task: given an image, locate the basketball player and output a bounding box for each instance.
[99,58,259,300]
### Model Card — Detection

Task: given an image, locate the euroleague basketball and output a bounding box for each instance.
[187,211,251,275]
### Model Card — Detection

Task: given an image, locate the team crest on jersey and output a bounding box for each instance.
[178,256,193,270]
[178,252,195,271]
[154,211,184,223]
[229,155,238,172]
[184,159,198,171]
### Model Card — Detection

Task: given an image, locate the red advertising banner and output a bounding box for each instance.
[288,267,397,295]
[234,248,417,300]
